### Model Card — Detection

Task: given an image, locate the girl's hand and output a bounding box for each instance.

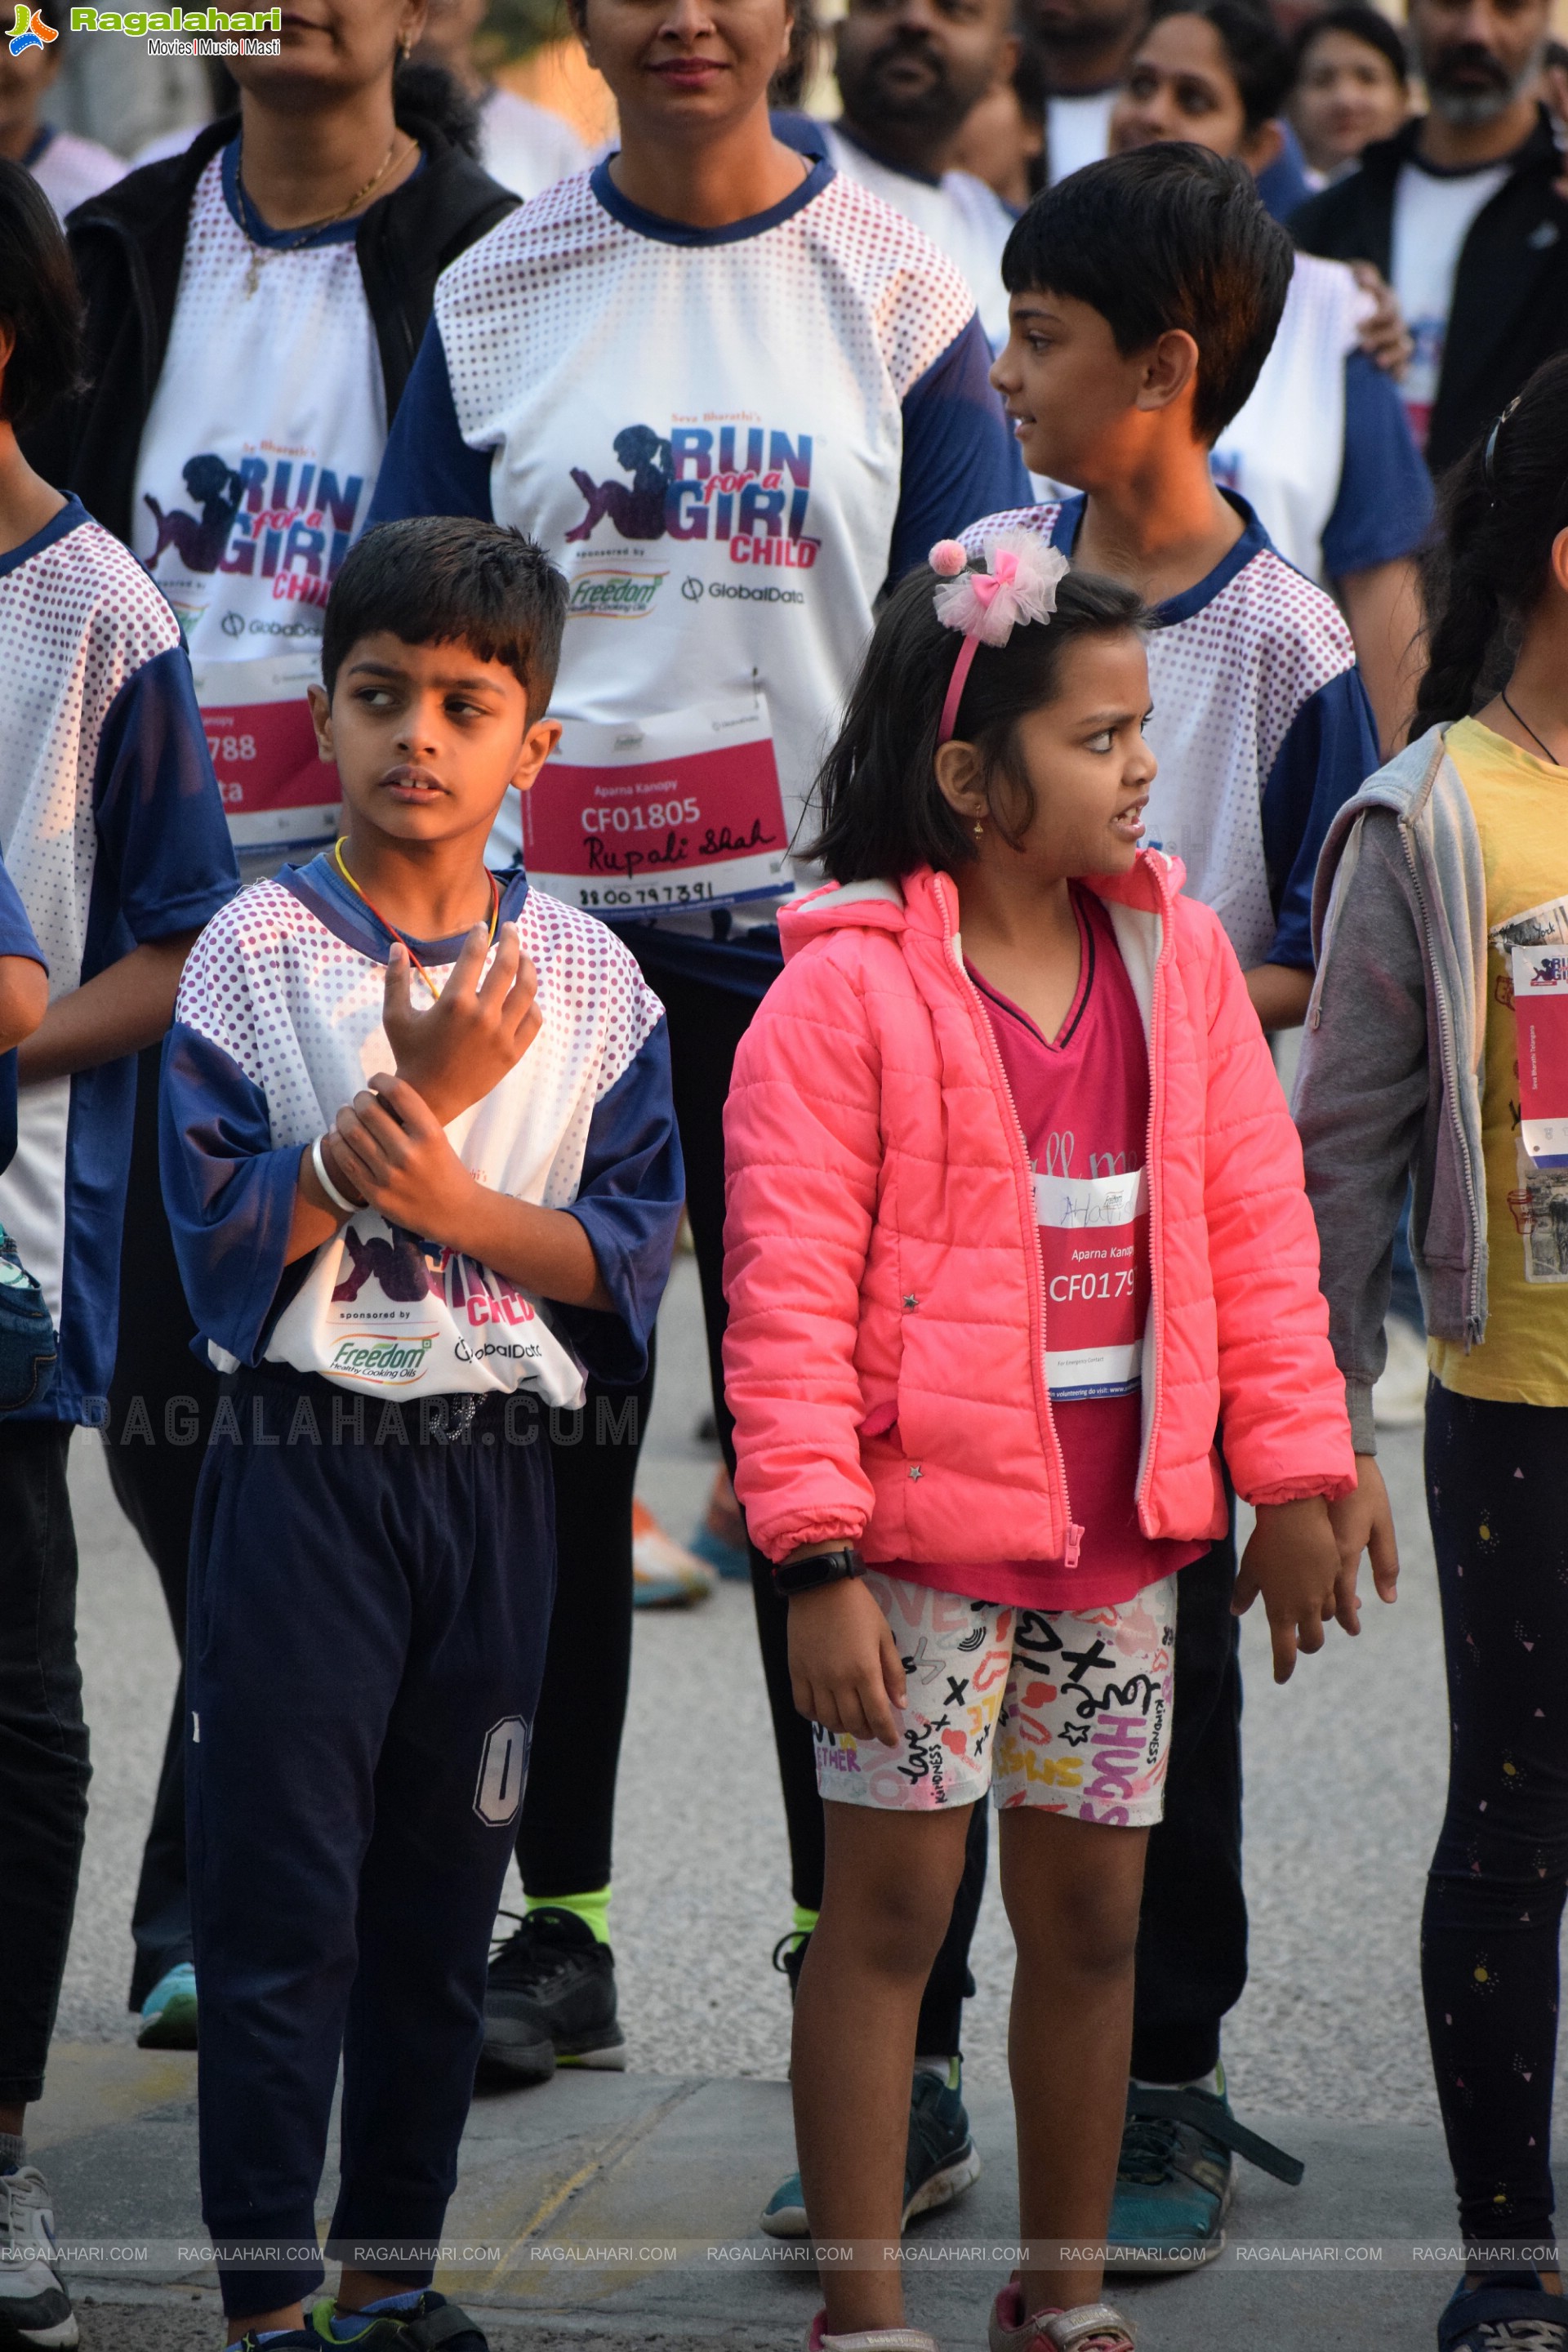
[1232,1496,1343,1684]
[382,929,541,1129]
[1326,1453,1401,1633]
[787,1576,908,1748]
[332,1074,480,1246]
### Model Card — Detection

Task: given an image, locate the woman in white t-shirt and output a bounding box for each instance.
[30,11,514,2055]
[372,0,1025,2215]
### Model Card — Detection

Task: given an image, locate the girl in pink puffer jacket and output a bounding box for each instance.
[721,535,1358,2352]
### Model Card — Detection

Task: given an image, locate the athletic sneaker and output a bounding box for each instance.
[1437,2269,1568,2350]
[229,2336,315,2351]
[761,2065,980,2238]
[688,1463,751,1580]
[136,1960,198,2050]
[1105,2075,1302,2274]
[0,2163,75,2351]
[988,2283,1138,2350]
[309,2287,488,2348]
[631,1499,715,1608]
[479,1905,626,2087]
[804,2319,938,2350]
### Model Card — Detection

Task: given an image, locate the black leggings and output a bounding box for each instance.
[1422,1382,1568,2251]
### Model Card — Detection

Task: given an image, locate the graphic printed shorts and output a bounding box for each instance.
[813,1573,1178,1828]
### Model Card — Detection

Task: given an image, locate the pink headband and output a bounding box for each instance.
[930,531,1071,743]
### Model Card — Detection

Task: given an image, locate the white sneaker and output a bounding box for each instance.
[1372,1315,1429,1430]
[0,2165,77,2347]
[804,2319,940,2352]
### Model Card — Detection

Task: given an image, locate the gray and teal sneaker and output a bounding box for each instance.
[308,2287,488,2349]
[760,2064,981,2239]
[1105,2072,1303,2274]
[136,1962,197,2051]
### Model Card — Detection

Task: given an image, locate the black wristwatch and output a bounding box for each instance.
[773,1546,865,1598]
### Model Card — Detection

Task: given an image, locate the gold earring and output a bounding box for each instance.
[973,818,984,840]
[399,29,413,57]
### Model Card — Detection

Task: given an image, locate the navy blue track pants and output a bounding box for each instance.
[185,1369,555,2316]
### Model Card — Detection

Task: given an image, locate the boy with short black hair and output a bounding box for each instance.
[965,139,1382,2268]
[162,515,683,2352]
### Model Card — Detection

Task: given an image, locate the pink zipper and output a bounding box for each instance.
[1132,869,1177,1521]
[934,871,1082,1571]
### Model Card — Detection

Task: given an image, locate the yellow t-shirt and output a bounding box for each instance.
[1428,716,1568,1405]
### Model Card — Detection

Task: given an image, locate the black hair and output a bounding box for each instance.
[808,557,1151,884]
[1292,5,1410,90]
[770,0,817,108]
[321,519,568,717]
[0,159,84,433]
[392,57,484,158]
[1001,144,1292,443]
[1148,0,1294,131]
[1412,355,1568,733]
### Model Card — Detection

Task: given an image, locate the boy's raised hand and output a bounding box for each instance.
[787,1575,908,1749]
[1232,1495,1343,1685]
[382,928,541,1129]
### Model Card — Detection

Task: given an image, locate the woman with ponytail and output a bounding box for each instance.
[1296,353,1568,2352]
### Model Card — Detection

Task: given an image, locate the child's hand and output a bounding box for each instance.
[332,1074,480,1247]
[1326,1453,1401,1632]
[382,928,541,1129]
[787,1575,908,1748]
[1232,1496,1343,1684]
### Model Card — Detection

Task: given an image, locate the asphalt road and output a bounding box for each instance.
[57,1253,1510,2137]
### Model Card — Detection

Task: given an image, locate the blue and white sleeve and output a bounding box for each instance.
[368,320,496,528]
[889,315,1030,583]
[88,644,238,976]
[159,1022,305,1366]
[1320,350,1436,583]
[1260,667,1381,970]
[0,853,45,1183]
[556,1018,684,1388]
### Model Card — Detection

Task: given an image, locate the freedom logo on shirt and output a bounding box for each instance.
[328,1330,438,1384]
[567,419,820,569]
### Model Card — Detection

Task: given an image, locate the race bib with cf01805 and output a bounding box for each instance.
[190,651,338,861]
[519,697,794,915]
[1033,1158,1150,1400]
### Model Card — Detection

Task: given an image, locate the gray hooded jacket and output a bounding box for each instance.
[1292,724,1489,1452]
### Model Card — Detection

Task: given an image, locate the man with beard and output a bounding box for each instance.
[1293,0,1568,473]
[817,0,1021,344]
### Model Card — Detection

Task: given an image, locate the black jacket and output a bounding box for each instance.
[29,100,516,542]
[1290,105,1568,475]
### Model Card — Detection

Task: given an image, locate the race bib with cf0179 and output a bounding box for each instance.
[190,651,338,861]
[519,697,795,914]
[1032,1157,1150,1400]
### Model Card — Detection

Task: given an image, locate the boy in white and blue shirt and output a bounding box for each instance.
[161,517,681,2346]
[0,154,236,2352]
[970,142,1380,2264]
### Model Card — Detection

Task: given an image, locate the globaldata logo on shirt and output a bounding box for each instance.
[567,418,820,572]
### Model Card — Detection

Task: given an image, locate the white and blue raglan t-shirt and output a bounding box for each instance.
[369,158,1028,917]
[1209,252,1433,589]
[0,500,237,1426]
[160,856,683,1403]
[963,493,1380,973]
[0,853,46,1181]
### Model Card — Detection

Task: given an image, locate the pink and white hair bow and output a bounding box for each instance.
[929,529,1071,743]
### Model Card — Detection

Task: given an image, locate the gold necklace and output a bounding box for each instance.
[237,134,407,296]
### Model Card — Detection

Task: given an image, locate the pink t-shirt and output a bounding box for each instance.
[887,887,1206,1610]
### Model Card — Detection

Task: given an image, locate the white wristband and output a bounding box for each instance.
[310,1133,362,1218]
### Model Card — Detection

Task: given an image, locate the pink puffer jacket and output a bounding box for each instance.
[722,854,1354,1579]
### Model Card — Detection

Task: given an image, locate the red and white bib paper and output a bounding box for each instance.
[519,697,795,914]
[1033,1164,1150,1398]
[190,651,337,859]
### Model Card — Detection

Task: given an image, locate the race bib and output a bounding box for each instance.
[265,1212,587,1404]
[1510,943,1568,1170]
[190,651,338,860]
[519,697,795,914]
[1035,1164,1149,1398]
